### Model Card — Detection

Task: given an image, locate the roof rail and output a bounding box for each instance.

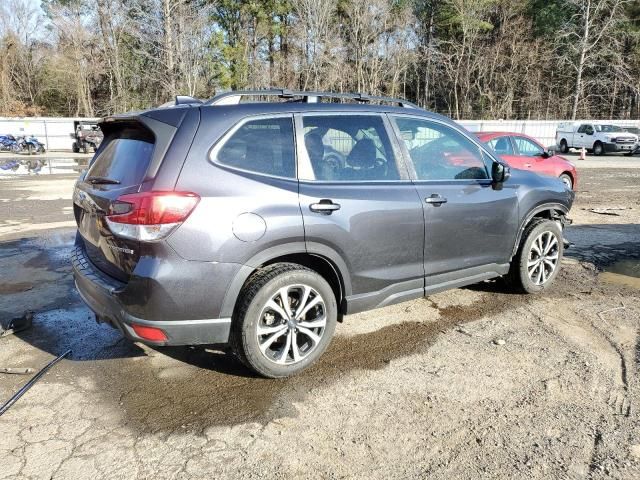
[205,89,418,109]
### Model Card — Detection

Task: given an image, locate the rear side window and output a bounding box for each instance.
[301,115,400,181]
[216,117,295,178]
[86,127,154,187]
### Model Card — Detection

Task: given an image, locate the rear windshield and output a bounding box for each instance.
[86,127,154,186]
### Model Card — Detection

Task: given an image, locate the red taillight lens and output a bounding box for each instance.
[107,191,200,225]
[131,324,167,342]
[106,191,200,242]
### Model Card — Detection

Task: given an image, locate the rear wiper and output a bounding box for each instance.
[86,176,120,185]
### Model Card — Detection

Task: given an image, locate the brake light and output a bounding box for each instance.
[106,191,199,241]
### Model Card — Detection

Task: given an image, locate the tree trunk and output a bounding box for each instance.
[571,0,591,120]
[163,0,176,99]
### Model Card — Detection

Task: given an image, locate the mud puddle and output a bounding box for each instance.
[600,259,640,290]
[36,286,528,434]
[0,281,33,294]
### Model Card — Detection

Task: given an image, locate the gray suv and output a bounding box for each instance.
[72,90,574,378]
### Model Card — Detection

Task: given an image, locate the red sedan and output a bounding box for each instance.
[476,132,577,190]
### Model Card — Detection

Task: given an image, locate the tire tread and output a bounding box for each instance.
[229,262,315,376]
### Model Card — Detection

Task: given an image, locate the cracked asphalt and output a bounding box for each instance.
[0,162,639,479]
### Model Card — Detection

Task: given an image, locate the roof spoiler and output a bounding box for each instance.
[157,95,204,108]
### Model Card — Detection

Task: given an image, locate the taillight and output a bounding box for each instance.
[106,191,199,241]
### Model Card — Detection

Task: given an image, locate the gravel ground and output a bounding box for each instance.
[0,161,639,479]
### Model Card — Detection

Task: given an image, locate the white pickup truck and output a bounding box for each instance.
[555,122,638,156]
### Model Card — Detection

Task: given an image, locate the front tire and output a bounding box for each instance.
[230,263,338,378]
[559,173,573,190]
[506,219,564,294]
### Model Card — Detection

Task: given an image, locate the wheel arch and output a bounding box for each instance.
[511,203,569,257]
[219,247,350,320]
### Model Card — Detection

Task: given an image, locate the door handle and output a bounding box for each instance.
[524,163,532,168]
[425,194,447,206]
[310,199,341,214]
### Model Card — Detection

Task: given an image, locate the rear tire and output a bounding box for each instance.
[72,142,79,153]
[506,219,564,294]
[559,139,569,154]
[230,263,338,378]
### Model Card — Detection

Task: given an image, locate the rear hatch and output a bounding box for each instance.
[73,121,156,282]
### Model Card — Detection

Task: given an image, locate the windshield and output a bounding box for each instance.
[595,125,623,133]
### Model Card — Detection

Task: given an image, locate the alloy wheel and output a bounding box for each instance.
[257,284,327,365]
[527,231,559,285]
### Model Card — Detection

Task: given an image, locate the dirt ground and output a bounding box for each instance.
[0,161,639,479]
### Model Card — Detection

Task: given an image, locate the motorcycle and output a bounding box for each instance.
[17,135,46,155]
[0,135,21,153]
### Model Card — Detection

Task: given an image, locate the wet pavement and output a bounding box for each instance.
[0,154,90,176]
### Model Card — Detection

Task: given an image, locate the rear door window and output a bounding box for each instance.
[86,127,154,187]
[215,116,295,178]
[301,115,400,181]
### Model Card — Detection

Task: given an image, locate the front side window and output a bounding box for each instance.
[393,117,489,181]
[513,137,544,157]
[487,136,514,155]
[301,115,400,181]
[216,117,295,178]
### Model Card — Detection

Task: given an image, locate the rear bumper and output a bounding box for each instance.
[71,243,232,346]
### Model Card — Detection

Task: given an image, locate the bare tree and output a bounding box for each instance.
[49,3,98,116]
[0,0,48,113]
[436,0,496,119]
[558,0,631,119]
[291,0,339,91]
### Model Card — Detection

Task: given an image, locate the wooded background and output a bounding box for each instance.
[1,0,639,120]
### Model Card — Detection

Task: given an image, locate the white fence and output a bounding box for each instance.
[1,116,640,151]
[0,117,99,151]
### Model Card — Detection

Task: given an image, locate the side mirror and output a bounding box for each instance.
[541,150,551,159]
[492,162,510,187]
